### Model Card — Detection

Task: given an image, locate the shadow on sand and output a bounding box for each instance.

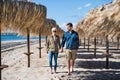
[69,70,120,80]
[75,60,120,69]
[76,53,105,59]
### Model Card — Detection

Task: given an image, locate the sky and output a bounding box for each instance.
[31,0,113,31]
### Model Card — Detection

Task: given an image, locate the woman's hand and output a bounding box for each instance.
[46,49,48,54]
[60,48,63,53]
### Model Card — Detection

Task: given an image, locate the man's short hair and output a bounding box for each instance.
[66,23,73,27]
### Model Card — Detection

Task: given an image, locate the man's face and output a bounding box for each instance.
[66,25,72,31]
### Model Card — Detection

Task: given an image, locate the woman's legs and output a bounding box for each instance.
[48,51,53,74]
[53,52,58,73]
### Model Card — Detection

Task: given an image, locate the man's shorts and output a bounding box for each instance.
[65,49,77,60]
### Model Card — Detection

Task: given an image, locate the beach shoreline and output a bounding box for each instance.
[1,39,45,52]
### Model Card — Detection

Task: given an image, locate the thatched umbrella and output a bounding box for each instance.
[90,2,120,61]
[0,0,46,71]
[30,18,64,58]
[85,8,102,54]
[56,25,64,38]
[20,19,54,58]
[0,1,8,80]
[76,8,100,55]
[76,0,120,68]
[17,9,46,67]
[39,19,58,36]
[107,2,120,49]
[87,0,120,38]
[75,21,85,48]
[34,18,63,43]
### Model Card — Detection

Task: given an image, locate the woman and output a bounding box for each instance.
[46,27,61,74]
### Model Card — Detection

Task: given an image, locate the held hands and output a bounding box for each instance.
[59,48,63,53]
[46,48,48,54]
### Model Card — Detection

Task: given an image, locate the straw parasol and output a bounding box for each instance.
[76,0,120,69]
[0,0,46,74]
[18,18,64,58]
[1,0,46,32]
[75,20,85,38]
[29,18,64,58]
[56,25,64,37]
[0,1,9,80]
[29,18,64,37]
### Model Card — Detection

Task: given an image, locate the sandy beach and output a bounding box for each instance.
[1,0,120,80]
[1,40,120,80]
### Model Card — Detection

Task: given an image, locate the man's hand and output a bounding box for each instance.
[60,48,63,53]
[46,48,48,54]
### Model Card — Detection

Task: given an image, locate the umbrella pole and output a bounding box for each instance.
[0,14,2,80]
[24,29,33,67]
[0,20,1,80]
[117,37,119,49]
[79,38,81,46]
[112,37,114,43]
[88,38,90,52]
[94,37,96,58]
[27,29,30,67]
[100,38,103,45]
[39,31,41,58]
[106,35,109,69]
[97,37,99,44]
[0,1,8,79]
[84,37,86,49]
[45,36,47,45]
[0,4,2,79]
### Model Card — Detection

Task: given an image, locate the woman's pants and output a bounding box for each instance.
[48,51,58,71]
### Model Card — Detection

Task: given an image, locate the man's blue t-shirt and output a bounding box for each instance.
[61,30,80,50]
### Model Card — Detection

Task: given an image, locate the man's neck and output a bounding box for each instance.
[68,30,73,33]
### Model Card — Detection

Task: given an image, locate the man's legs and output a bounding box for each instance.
[67,60,71,75]
[71,50,77,72]
[48,51,53,74]
[66,50,71,75]
[71,59,75,72]
[53,52,58,73]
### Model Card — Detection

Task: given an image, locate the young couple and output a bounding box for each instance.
[46,23,79,75]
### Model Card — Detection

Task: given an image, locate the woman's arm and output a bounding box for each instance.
[46,37,49,53]
[58,36,61,49]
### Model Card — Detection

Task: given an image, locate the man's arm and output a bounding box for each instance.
[61,33,66,48]
[76,33,80,49]
[60,33,66,52]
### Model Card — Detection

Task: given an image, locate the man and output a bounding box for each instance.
[60,23,79,75]
[46,27,61,74]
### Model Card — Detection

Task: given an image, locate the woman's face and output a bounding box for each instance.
[52,30,57,35]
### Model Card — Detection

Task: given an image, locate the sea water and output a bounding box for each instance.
[1,33,43,42]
